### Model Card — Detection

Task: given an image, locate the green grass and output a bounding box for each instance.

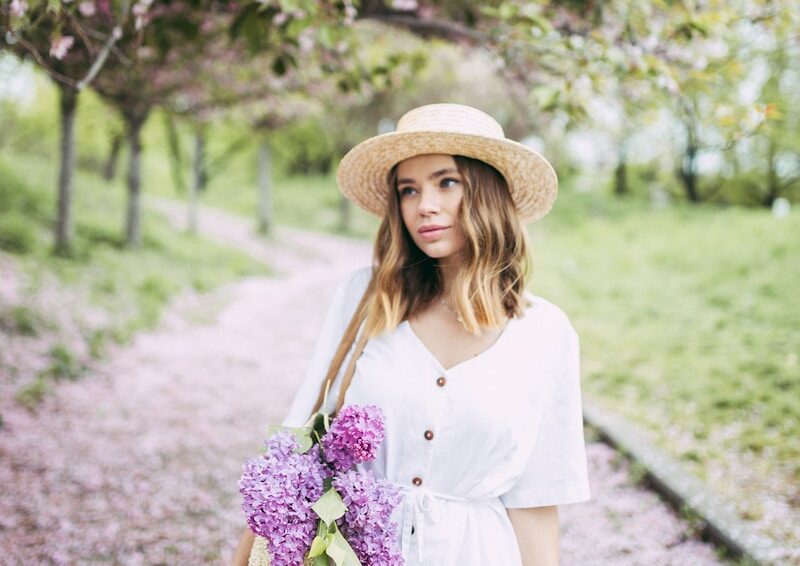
[0,150,270,406]
[529,187,800,486]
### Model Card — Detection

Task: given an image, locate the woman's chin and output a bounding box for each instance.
[415,241,464,261]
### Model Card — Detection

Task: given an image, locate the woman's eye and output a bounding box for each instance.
[399,186,416,197]
[441,178,460,188]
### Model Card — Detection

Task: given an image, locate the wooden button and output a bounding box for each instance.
[412,476,423,486]
[424,430,434,440]
[436,376,446,387]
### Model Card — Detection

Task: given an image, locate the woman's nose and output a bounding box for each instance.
[417,186,441,214]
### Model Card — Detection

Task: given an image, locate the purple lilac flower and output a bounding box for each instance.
[322,405,386,472]
[333,469,405,566]
[238,430,331,566]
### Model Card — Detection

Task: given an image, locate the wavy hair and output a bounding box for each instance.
[311,155,534,414]
[368,154,532,335]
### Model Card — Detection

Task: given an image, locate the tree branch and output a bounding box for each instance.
[358,13,487,44]
[76,0,131,90]
[76,25,124,91]
[12,32,78,89]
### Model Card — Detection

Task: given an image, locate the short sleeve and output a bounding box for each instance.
[500,324,591,508]
[280,265,372,427]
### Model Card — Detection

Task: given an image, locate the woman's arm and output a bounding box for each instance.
[229,526,255,566]
[507,505,560,566]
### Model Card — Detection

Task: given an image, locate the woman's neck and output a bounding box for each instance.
[437,256,461,299]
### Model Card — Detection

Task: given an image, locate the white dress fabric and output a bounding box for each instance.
[282,265,592,566]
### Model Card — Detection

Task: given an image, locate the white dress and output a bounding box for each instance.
[282,265,592,566]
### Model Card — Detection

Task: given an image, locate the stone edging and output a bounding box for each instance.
[582,397,781,565]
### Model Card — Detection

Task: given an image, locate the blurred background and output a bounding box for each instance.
[0,0,798,564]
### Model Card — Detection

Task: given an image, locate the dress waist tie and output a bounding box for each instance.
[398,486,491,564]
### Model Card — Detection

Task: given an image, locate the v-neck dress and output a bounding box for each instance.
[282,265,591,565]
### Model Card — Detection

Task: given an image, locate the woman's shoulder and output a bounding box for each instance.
[518,290,578,338]
[333,264,373,306]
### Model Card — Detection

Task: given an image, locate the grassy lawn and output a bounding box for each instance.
[531,190,799,481]
[0,150,270,408]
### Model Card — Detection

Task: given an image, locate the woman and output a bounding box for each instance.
[231,103,591,566]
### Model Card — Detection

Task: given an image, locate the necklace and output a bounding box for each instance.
[439,297,464,323]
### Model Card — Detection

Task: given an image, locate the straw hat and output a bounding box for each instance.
[335,103,558,224]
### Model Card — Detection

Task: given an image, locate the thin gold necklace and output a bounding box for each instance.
[439,297,464,323]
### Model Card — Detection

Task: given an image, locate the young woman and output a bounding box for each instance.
[231,103,591,566]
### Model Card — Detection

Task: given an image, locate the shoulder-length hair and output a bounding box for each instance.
[315,155,534,414]
[365,154,532,336]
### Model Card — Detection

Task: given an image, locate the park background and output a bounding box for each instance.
[0,0,798,564]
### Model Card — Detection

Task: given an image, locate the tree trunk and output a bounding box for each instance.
[678,130,700,203]
[102,132,123,181]
[163,113,186,195]
[614,141,628,196]
[257,139,273,235]
[124,110,149,247]
[188,129,204,235]
[338,195,352,233]
[762,136,779,207]
[55,84,78,254]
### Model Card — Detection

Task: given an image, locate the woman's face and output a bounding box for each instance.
[395,153,467,261]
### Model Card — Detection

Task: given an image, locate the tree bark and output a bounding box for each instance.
[102,132,123,181]
[188,129,204,235]
[55,83,78,254]
[163,113,187,195]
[762,136,778,207]
[678,119,700,203]
[124,109,149,247]
[257,139,272,235]
[614,141,628,196]
[338,195,352,234]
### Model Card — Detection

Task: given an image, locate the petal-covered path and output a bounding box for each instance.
[0,200,727,565]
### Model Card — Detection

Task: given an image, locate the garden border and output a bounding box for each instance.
[582,396,781,565]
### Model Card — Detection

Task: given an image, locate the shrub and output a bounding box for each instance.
[0,212,38,254]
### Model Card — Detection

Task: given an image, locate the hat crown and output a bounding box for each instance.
[395,103,505,140]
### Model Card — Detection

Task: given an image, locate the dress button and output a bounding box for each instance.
[436,376,446,387]
[412,476,423,486]
[424,429,434,440]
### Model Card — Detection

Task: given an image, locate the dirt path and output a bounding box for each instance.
[0,200,726,565]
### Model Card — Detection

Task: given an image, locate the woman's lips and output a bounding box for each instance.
[418,227,450,240]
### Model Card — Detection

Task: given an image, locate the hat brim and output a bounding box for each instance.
[335,131,558,224]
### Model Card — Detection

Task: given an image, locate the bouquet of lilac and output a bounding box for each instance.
[239,403,405,566]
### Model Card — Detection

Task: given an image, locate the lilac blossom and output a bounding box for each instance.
[322,405,386,472]
[333,469,405,566]
[238,430,331,566]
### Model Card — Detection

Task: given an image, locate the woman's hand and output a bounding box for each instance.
[507,505,560,566]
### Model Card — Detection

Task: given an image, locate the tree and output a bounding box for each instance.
[2,0,129,252]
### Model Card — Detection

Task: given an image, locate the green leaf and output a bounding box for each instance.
[317,25,334,49]
[266,424,284,438]
[325,530,360,566]
[311,488,347,527]
[309,534,329,558]
[311,556,330,566]
[532,85,560,111]
[288,427,314,454]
